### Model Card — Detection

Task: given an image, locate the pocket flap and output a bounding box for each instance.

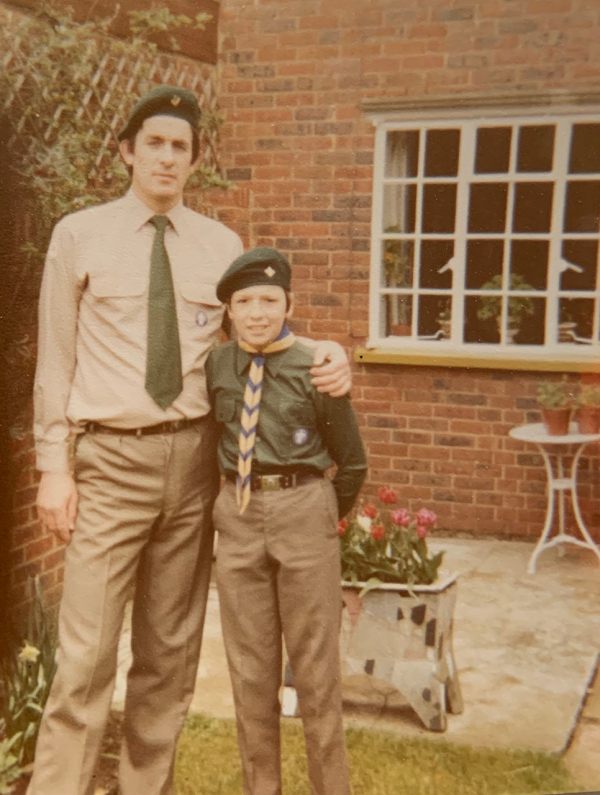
[179,281,221,306]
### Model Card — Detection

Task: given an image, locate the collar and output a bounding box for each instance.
[123,189,185,235]
[235,343,293,379]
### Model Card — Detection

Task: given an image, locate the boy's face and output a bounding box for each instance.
[227,285,292,350]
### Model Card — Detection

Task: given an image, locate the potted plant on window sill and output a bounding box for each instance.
[476,273,535,342]
[337,487,463,731]
[537,380,575,436]
[576,384,600,434]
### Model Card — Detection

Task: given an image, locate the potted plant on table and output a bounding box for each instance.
[337,486,462,732]
[537,380,575,436]
[576,384,600,434]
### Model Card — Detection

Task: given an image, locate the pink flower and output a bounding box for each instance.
[362,503,378,519]
[377,485,398,505]
[416,524,428,539]
[370,523,385,541]
[337,518,348,537]
[415,508,437,528]
[391,508,411,527]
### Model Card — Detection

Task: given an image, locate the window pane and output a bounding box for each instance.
[558,298,594,341]
[561,240,598,290]
[384,294,413,336]
[418,294,452,338]
[465,295,498,343]
[563,181,600,232]
[474,127,511,174]
[382,240,413,288]
[421,183,457,233]
[419,240,454,288]
[509,240,548,290]
[569,124,600,174]
[516,125,555,173]
[383,184,416,233]
[512,182,553,233]
[465,239,504,288]
[468,183,508,233]
[425,129,460,177]
[385,130,419,177]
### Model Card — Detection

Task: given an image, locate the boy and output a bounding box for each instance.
[206,247,367,795]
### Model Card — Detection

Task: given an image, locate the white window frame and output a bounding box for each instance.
[364,97,600,369]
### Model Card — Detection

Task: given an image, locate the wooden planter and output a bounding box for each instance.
[341,574,463,732]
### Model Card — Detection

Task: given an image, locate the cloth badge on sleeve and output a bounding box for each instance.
[293,428,309,446]
[196,308,208,327]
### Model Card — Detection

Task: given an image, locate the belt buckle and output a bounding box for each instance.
[260,474,282,492]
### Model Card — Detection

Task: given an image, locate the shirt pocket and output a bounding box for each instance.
[89,275,146,298]
[178,281,224,338]
[86,275,146,326]
[215,394,238,423]
[275,400,318,453]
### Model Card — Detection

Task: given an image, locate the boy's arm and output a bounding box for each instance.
[319,395,368,518]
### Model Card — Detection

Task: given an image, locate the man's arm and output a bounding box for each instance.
[296,337,352,397]
[34,222,81,542]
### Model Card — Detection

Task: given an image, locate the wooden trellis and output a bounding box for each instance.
[0,6,222,182]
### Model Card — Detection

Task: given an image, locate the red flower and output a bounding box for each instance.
[337,518,348,537]
[391,508,411,527]
[377,485,398,504]
[415,508,437,528]
[416,524,428,539]
[362,503,378,519]
[370,523,385,541]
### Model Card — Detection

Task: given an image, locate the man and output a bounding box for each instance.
[30,85,351,795]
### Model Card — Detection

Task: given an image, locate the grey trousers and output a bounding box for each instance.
[214,477,351,795]
[28,419,218,795]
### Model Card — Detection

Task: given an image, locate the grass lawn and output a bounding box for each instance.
[176,714,577,795]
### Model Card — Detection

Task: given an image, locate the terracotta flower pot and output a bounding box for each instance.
[541,407,572,435]
[577,406,600,434]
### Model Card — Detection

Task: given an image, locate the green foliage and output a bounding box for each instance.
[1,577,57,766]
[338,487,443,587]
[476,273,535,326]
[0,2,217,260]
[578,384,600,407]
[0,735,22,794]
[175,713,576,795]
[536,380,574,409]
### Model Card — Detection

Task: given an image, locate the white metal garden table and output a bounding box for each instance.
[509,422,600,574]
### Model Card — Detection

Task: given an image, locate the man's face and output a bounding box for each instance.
[227,285,292,350]
[119,115,196,211]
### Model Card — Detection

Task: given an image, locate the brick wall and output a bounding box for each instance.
[210,0,600,541]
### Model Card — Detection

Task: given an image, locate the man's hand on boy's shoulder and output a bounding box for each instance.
[304,339,351,397]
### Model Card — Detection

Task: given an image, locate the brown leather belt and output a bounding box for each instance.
[225,471,323,492]
[84,416,207,437]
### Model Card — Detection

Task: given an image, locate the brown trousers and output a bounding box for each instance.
[28,420,218,795]
[214,478,351,795]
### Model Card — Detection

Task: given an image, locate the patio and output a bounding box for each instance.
[113,537,600,787]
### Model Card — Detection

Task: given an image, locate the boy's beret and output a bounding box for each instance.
[216,247,292,304]
[118,84,201,141]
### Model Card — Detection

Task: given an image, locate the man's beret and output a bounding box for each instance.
[118,85,201,141]
[216,247,292,304]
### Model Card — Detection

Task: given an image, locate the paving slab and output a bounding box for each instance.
[113,538,600,761]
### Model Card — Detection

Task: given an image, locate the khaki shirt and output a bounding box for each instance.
[34,190,243,472]
[206,340,367,517]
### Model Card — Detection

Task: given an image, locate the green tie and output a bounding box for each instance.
[145,215,183,409]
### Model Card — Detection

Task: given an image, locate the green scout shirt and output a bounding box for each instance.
[205,339,367,518]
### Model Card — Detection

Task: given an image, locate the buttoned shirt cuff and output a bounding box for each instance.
[35,442,72,474]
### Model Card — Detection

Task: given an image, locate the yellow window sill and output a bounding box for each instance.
[354,346,600,374]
